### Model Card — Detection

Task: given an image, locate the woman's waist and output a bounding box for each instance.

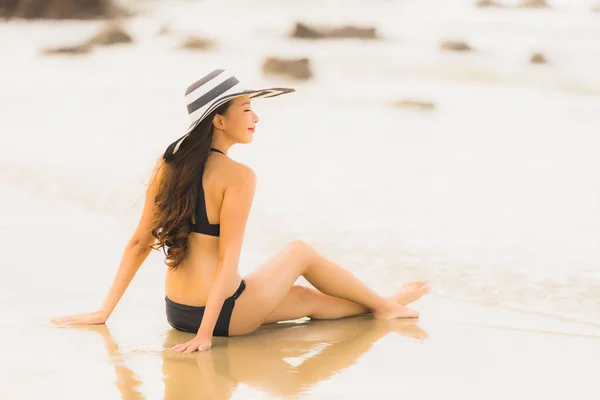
[165,269,242,306]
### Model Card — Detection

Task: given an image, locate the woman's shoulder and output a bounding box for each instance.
[221,158,256,187]
[207,155,256,192]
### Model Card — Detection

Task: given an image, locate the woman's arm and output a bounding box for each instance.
[198,166,257,335]
[52,158,164,325]
[171,165,256,353]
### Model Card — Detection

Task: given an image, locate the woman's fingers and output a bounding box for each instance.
[183,344,197,354]
[183,340,206,353]
[52,315,80,325]
[52,311,105,326]
[170,342,187,352]
[52,315,76,323]
[170,338,211,353]
[60,317,87,325]
[171,339,194,352]
[190,340,211,353]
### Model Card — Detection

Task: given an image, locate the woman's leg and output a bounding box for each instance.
[263,280,431,324]
[229,240,419,336]
[262,285,368,323]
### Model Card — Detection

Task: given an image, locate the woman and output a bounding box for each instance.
[52,69,431,353]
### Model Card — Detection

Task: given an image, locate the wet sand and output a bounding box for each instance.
[1,185,599,399]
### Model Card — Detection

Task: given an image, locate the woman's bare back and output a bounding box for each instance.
[165,151,245,306]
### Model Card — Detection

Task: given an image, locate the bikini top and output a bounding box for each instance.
[191,147,224,237]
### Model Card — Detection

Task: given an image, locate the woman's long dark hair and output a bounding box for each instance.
[151,101,232,270]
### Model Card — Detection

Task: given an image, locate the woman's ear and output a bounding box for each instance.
[212,114,225,130]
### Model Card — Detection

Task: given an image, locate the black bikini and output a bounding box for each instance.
[191,147,224,237]
[165,147,247,337]
[165,281,246,337]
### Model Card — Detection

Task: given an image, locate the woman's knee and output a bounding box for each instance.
[291,285,318,311]
[285,240,317,262]
[291,285,316,299]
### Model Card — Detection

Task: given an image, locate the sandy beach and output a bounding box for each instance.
[2,0,600,398]
[1,185,599,399]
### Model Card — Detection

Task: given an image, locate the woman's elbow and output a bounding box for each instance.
[128,237,154,255]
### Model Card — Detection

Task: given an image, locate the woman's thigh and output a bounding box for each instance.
[228,241,313,336]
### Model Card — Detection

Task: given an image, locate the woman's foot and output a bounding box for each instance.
[373,302,419,320]
[390,281,431,306]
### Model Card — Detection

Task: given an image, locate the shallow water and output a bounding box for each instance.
[2,186,599,399]
[1,0,599,335]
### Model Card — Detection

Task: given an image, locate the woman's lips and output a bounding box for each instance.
[248,127,255,132]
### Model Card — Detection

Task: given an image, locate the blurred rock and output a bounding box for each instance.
[530,52,548,64]
[180,36,215,51]
[41,43,91,56]
[291,22,378,40]
[329,25,378,39]
[475,0,505,7]
[40,21,131,56]
[1,0,125,19]
[394,99,436,110]
[85,22,133,46]
[157,24,170,36]
[291,22,325,39]
[518,0,549,8]
[261,57,313,80]
[440,40,473,52]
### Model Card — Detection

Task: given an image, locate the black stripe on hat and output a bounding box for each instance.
[184,69,224,96]
[186,76,240,115]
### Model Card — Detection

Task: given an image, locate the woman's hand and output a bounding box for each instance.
[171,334,213,353]
[51,310,109,326]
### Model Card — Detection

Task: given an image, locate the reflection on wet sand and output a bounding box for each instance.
[78,318,428,399]
[72,325,145,400]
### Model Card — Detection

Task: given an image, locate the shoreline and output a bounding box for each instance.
[1,184,599,399]
[2,183,598,331]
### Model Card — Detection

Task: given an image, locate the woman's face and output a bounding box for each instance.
[215,95,260,144]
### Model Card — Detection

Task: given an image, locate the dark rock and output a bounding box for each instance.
[261,57,313,80]
[180,36,215,51]
[440,40,473,52]
[291,22,325,39]
[85,22,133,46]
[41,43,91,55]
[518,0,549,8]
[39,20,131,56]
[291,22,378,40]
[1,0,125,20]
[394,99,436,110]
[328,25,378,40]
[475,0,505,7]
[530,52,548,64]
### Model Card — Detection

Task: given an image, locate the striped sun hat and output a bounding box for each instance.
[164,68,295,159]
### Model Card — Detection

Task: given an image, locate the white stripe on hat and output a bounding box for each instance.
[250,89,277,99]
[184,70,234,105]
[187,84,246,124]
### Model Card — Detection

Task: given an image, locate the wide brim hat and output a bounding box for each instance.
[164,69,295,159]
